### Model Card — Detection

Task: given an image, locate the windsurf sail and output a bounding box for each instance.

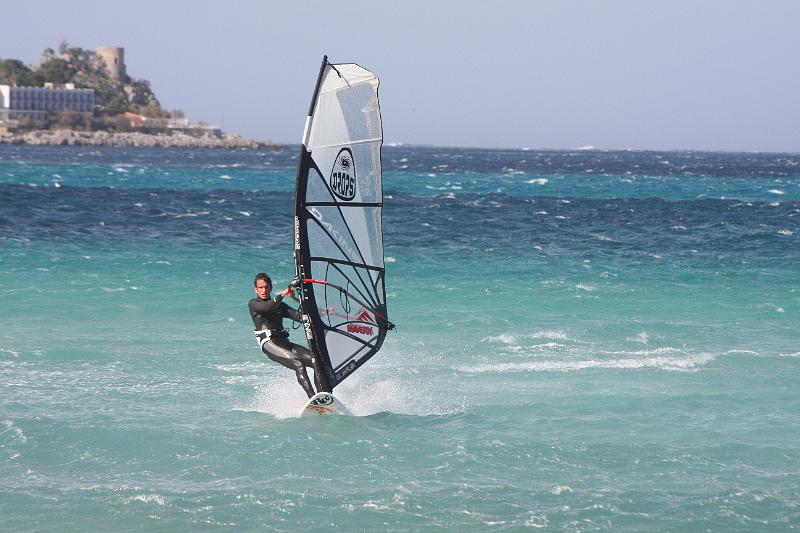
[293,55,393,390]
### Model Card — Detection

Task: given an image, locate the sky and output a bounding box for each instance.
[2,1,799,152]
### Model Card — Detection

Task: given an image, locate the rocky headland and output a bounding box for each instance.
[0,129,279,149]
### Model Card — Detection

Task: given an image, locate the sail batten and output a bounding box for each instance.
[294,57,391,388]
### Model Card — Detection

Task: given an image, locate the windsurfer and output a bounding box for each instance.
[248,272,330,397]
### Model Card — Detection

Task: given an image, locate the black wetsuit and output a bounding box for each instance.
[248,294,329,398]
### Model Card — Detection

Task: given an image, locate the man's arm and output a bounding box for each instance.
[284,304,303,323]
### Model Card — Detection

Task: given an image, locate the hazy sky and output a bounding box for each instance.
[2,1,799,152]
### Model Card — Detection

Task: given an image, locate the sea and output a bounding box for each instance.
[1,144,798,531]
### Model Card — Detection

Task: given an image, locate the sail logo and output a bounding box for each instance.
[347,307,375,336]
[302,314,314,341]
[336,360,357,381]
[354,308,373,323]
[329,148,356,201]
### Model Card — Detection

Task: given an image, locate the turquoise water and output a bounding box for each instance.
[1,145,799,530]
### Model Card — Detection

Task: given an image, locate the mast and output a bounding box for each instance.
[294,54,333,392]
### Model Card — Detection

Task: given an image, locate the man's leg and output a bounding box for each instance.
[289,343,332,393]
[261,341,316,398]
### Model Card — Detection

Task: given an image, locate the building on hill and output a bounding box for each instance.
[0,84,94,123]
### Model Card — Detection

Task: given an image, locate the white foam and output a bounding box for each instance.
[768,189,785,195]
[481,334,517,344]
[238,375,310,419]
[173,211,209,218]
[131,494,167,506]
[527,178,549,185]
[777,229,793,236]
[461,352,715,373]
[214,362,271,373]
[531,330,571,340]
[3,420,27,443]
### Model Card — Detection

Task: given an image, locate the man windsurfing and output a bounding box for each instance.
[248,272,330,397]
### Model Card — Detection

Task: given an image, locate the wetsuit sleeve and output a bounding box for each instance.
[283,303,303,322]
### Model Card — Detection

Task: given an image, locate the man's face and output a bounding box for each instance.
[254,279,271,299]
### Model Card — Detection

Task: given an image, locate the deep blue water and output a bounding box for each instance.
[1,144,799,531]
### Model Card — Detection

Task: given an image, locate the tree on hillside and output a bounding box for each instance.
[39,58,76,84]
[106,94,129,115]
[56,40,103,78]
[0,59,41,86]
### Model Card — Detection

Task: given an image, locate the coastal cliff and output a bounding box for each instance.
[0,129,278,149]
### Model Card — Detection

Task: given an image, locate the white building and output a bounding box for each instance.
[0,84,94,123]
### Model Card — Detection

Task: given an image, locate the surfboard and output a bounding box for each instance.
[299,392,352,417]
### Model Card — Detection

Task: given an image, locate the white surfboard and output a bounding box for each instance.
[299,392,352,417]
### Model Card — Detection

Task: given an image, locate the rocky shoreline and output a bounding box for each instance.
[0,129,279,150]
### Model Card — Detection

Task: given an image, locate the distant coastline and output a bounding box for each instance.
[0,128,279,150]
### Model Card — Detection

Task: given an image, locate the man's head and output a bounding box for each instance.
[254,272,272,299]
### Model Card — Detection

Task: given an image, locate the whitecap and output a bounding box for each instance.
[527,178,548,185]
[3,420,28,443]
[219,174,233,180]
[777,229,793,236]
[131,494,167,506]
[531,330,570,340]
[768,189,785,195]
[461,352,715,373]
[481,334,517,344]
[385,256,397,263]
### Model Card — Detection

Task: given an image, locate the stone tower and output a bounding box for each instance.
[95,47,126,81]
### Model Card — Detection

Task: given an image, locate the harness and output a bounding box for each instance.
[254,328,290,349]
